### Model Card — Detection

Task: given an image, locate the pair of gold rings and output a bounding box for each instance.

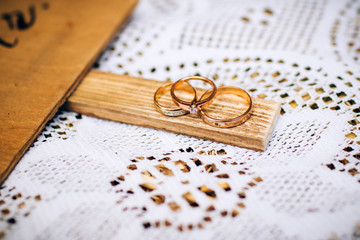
[154,76,252,128]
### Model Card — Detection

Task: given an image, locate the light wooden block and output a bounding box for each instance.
[65,70,281,151]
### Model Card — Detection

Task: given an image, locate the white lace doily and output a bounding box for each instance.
[1,0,360,239]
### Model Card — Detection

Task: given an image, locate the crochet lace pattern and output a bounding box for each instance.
[1,0,359,239]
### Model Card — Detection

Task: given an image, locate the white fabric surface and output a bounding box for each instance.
[1,0,360,239]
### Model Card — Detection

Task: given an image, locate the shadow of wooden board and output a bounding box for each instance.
[65,70,281,152]
[0,0,138,184]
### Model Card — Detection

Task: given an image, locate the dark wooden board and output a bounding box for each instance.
[0,0,138,184]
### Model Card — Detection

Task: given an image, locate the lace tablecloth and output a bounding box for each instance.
[1,0,360,239]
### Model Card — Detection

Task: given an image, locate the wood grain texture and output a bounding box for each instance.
[65,70,281,152]
[0,0,138,184]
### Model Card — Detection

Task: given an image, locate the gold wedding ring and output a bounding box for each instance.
[170,76,217,115]
[199,86,252,128]
[154,82,196,116]
[153,76,253,128]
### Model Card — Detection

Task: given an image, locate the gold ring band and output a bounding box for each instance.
[154,82,196,116]
[199,86,252,128]
[170,76,217,115]
[154,77,253,128]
